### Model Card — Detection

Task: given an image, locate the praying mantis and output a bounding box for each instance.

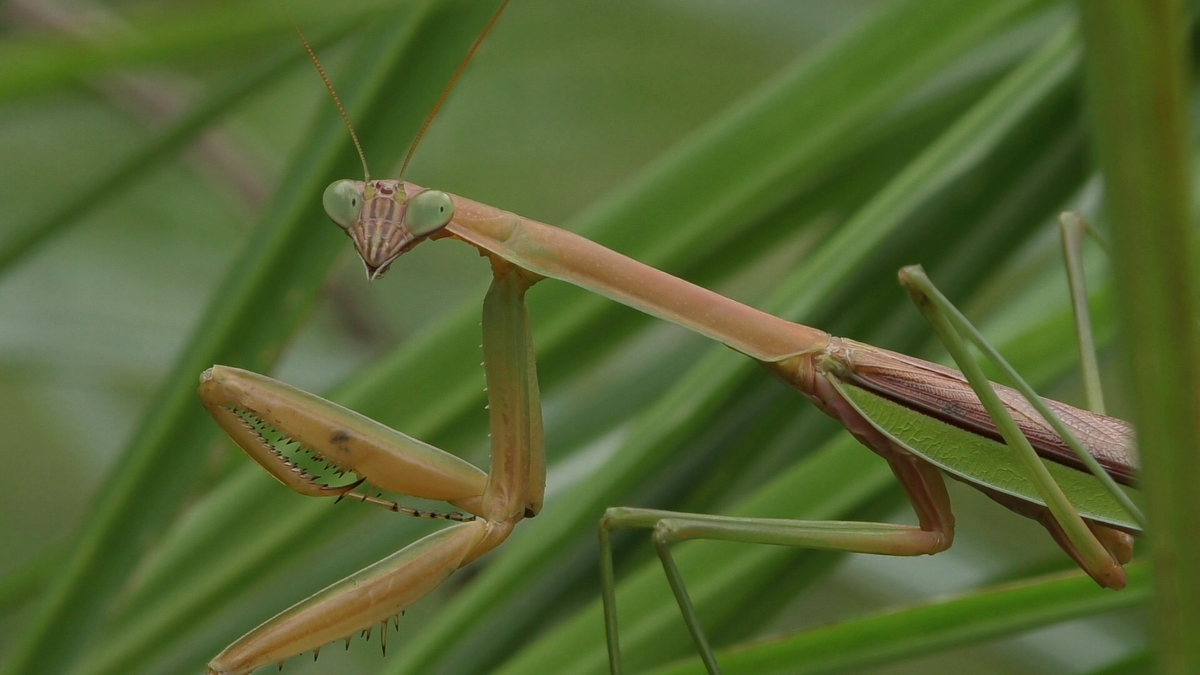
[195,4,1145,675]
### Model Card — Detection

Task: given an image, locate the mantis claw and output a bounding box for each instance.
[202,263,542,674]
[199,366,489,508]
[332,478,367,502]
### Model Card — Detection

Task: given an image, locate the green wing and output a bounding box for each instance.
[836,381,1142,532]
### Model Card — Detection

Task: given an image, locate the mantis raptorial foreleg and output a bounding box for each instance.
[200,262,542,675]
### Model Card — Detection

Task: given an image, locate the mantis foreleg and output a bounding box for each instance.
[201,261,543,675]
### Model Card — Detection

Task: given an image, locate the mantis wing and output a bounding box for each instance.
[835,381,1141,531]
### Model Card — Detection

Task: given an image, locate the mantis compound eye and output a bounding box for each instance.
[406,189,454,237]
[322,179,363,230]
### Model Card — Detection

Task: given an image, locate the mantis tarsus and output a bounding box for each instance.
[199,5,1142,675]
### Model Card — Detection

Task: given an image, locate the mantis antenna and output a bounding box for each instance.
[281,0,511,184]
[276,0,372,181]
[397,0,511,179]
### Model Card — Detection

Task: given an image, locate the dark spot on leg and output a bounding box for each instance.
[330,429,350,444]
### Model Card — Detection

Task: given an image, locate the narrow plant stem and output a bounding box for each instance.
[1059,212,1107,415]
[1080,2,1200,673]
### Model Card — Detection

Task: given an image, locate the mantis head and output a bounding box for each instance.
[323,179,455,280]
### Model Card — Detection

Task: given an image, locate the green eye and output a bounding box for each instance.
[406,189,454,237]
[322,180,362,229]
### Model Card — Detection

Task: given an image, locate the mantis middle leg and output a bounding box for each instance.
[599,434,956,675]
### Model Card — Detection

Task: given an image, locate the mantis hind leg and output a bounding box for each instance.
[978,484,1134,574]
[899,264,1130,589]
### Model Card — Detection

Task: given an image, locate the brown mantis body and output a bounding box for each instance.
[201,183,1138,675]
[198,4,1141,673]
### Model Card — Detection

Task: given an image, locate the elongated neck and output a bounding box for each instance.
[439,189,829,362]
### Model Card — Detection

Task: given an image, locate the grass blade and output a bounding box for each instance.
[647,564,1149,675]
[1080,2,1200,672]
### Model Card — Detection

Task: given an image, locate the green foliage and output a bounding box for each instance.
[0,0,1181,673]
[1081,2,1200,673]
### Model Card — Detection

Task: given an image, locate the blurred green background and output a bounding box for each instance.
[0,0,1171,674]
